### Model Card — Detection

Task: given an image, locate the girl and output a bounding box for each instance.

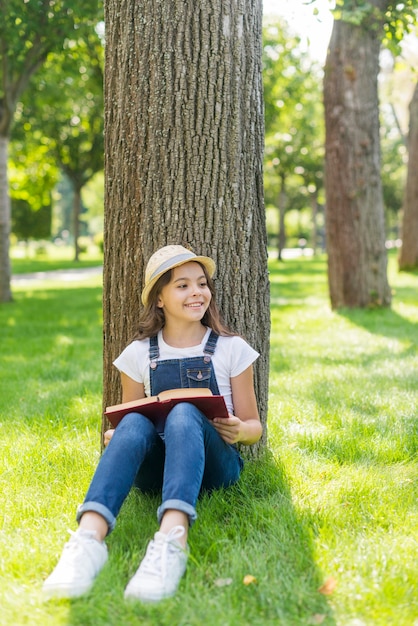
[43,244,262,602]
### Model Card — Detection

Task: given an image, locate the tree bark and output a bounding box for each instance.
[0,136,12,302]
[102,0,269,455]
[323,7,392,308]
[399,80,418,270]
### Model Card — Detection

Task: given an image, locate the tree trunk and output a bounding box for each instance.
[310,189,319,254]
[323,9,391,308]
[399,80,418,270]
[73,186,81,262]
[0,136,12,303]
[277,174,286,261]
[102,0,269,455]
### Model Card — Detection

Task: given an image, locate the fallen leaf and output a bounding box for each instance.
[318,576,337,595]
[243,574,257,586]
[310,614,326,625]
[214,577,233,587]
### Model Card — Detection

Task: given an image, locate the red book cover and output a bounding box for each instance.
[104,388,229,427]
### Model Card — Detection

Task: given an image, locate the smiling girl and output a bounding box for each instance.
[43,244,262,603]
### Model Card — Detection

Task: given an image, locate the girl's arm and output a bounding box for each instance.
[104,373,146,446]
[120,372,146,403]
[212,365,262,446]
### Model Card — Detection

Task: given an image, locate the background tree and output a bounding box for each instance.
[0,0,101,302]
[11,200,52,243]
[263,19,324,259]
[399,79,418,269]
[103,0,270,454]
[323,0,417,308]
[18,31,104,260]
[9,134,59,243]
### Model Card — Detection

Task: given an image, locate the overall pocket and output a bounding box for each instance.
[186,368,212,388]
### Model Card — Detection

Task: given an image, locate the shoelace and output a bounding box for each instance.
[141,526,185,579]
[62,529,99,562]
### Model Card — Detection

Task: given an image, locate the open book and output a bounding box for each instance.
[104,387,229,428]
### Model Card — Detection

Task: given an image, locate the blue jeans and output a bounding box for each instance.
[77,403,243,533]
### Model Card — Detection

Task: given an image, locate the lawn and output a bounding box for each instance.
[10,242,103,274]
[0,254,417,625]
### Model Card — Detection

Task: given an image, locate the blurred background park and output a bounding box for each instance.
[4,0,417,270]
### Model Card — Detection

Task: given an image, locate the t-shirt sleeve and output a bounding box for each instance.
[112,341,148,383]
[227,336,260,378]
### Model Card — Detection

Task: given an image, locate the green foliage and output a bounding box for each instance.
[263,18,324,228]
[332,0,418,55]
[1,255,417,624]
[8,10,104,244]
[0,0,102,133]
[381,133,406,222]
[263,18,324,175]
[11,198,52,241]
[8,131,59,225]
[15,29,104,191]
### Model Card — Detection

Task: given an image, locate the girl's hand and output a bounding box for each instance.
[212,414,243,445]
[104,429,115,447]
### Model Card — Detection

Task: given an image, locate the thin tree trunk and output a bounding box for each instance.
[103,0,269,455]
[310,189,318,254]
[399,80,418,270]
[0,136,12,302]
[73,187,81,262]
[324,9,391,308]
[277,174,286,261]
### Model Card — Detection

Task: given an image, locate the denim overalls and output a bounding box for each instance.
[77,330,243,533]
[149,330,220,436]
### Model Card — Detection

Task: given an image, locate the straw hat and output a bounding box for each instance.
[141,245,216,305]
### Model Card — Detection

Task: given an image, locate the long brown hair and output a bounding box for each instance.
[133,262,236,340]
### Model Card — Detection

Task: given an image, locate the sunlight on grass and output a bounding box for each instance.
[267,254,418,625]
[1,256,417,625]
[10,243,103,275]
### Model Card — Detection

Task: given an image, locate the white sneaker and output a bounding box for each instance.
[124,525,188,603]
[43,529,108,598]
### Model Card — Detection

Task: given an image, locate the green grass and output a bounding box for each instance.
[10,242,103,274]
[1,254,417,625]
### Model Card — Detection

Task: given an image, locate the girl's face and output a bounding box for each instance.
[157,262,212,324]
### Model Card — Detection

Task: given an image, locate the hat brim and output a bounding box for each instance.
[141,254,216,305]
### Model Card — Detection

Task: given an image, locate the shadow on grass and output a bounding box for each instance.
[269,256,329,303]
[67,453,336,626]
[337,306,418,345]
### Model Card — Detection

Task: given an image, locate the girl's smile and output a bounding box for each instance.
[157,262,211,322]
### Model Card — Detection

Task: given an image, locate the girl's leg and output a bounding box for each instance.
[77,412,163,534]
[78,512,109,542]
[158,402,243,527]
[159,510,189,547]
[124,403,243,603]
[43,412,163,599]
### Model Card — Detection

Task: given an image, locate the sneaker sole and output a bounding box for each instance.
[124,584,178,603]
[43,581,93,599]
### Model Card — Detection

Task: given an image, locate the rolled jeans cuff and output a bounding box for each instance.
[157,499,197,527]
[76,501,116,535]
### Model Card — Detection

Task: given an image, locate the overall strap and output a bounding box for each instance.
[203,330,219,363]
[149,335,159,370]
[149,330,219,368]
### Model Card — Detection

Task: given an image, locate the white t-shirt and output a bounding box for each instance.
[113,327,259,414]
